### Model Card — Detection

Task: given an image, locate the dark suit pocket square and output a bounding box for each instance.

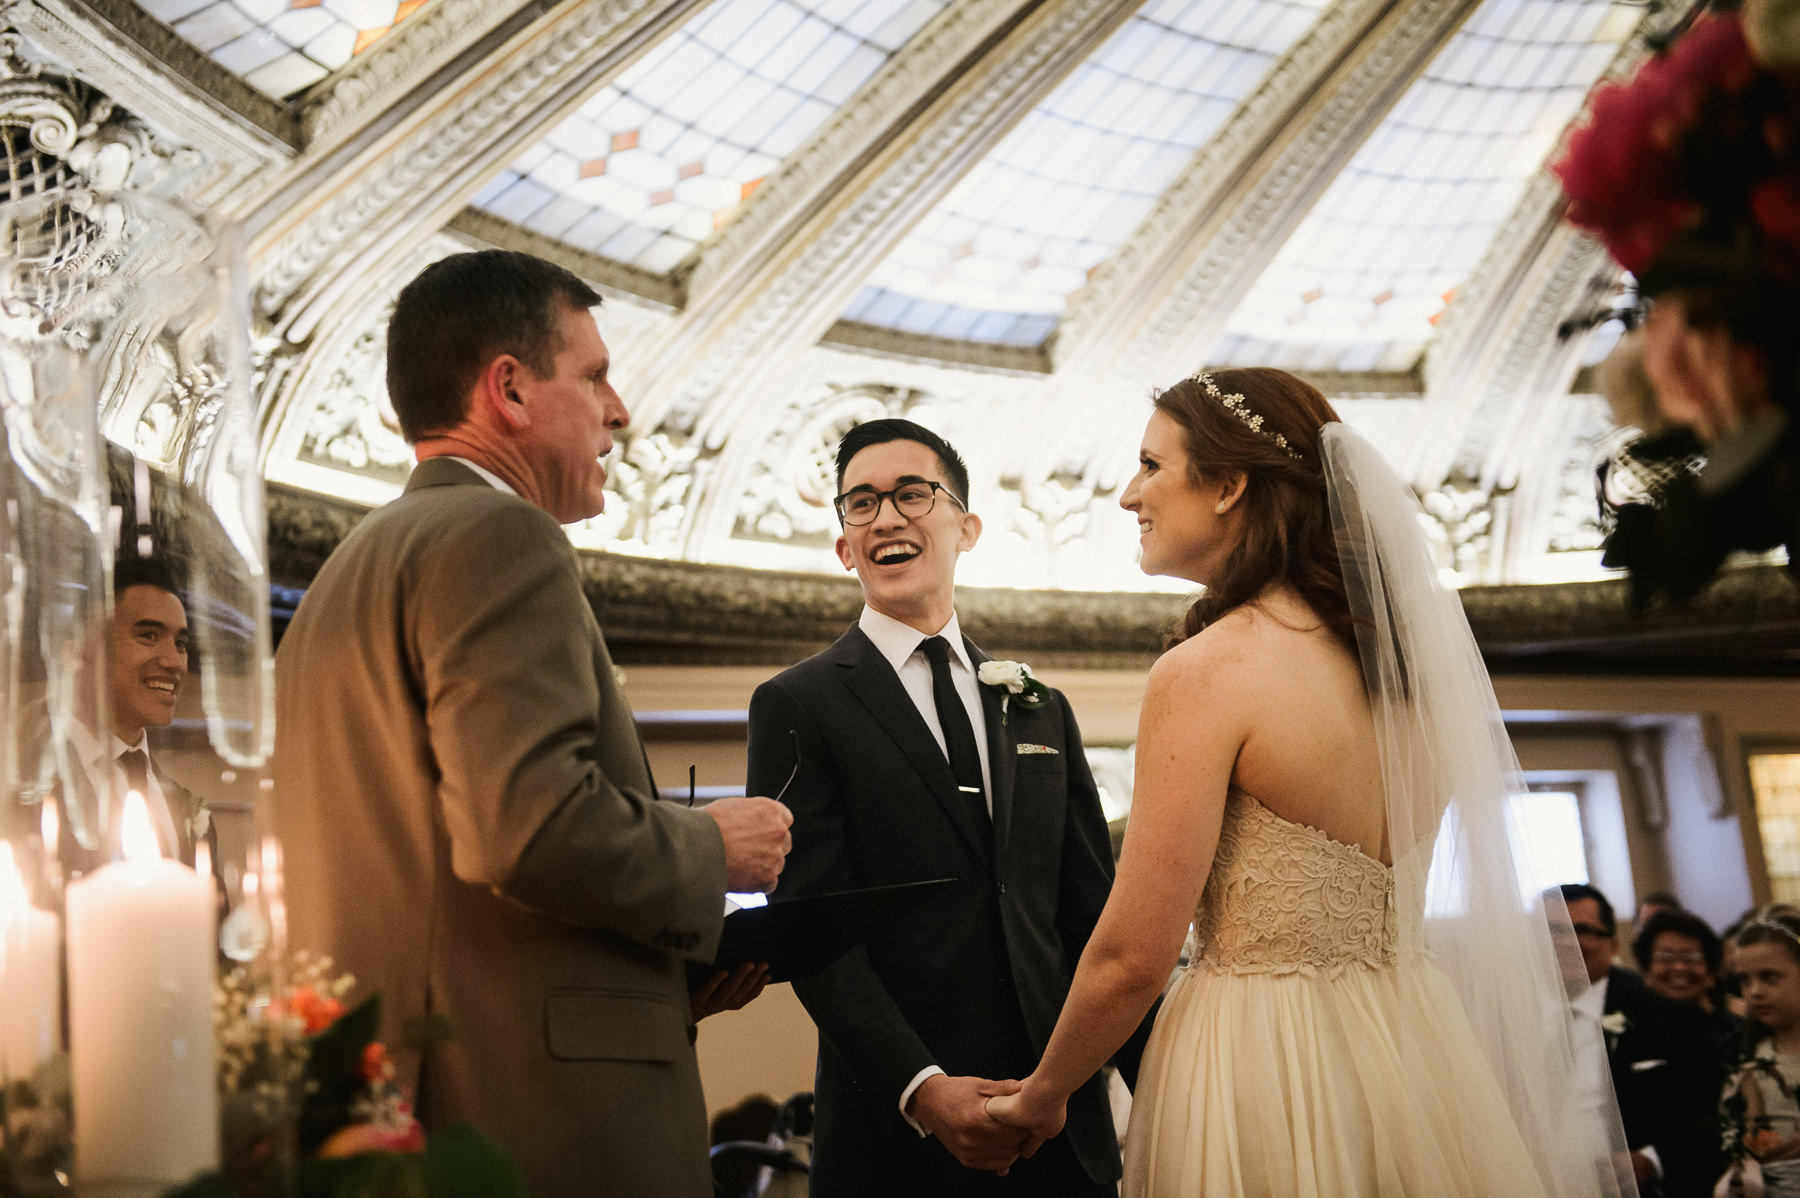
[1016,743,1060,755]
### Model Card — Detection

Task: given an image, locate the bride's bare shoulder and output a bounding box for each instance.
[1147,607,1261,697]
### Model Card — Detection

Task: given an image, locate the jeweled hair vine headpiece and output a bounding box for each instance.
[1189,370,1304,462]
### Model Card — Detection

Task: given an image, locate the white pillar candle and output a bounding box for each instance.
[68,793,218,1196]
[0,840,60,1079]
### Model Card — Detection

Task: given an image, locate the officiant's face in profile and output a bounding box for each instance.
[835,438,981,630]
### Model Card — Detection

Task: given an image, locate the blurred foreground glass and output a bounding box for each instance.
[0,189,284,1196]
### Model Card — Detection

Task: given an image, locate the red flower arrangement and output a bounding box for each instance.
[1553,15,1771,272]
[1551,3,1800,607]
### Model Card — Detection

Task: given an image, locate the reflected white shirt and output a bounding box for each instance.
[66,718,180,859]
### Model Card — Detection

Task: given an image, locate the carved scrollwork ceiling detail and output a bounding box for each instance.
[4,0,289,208]
[0,25,233,468]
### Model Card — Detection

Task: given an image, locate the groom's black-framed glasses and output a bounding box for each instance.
[834,480,965,526]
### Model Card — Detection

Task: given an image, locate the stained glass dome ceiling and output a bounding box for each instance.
[139,0,432,97]
[1215,0,1639,372]
[472,0,951,275]
[843,0,1331,347]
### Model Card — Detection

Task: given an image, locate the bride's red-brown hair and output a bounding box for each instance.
[1152,367,1351,647]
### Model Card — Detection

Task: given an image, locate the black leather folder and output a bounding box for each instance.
[709,878,958,983]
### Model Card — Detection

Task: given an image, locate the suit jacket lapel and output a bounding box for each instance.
[970,641,1017,861]
[832,626,993,869]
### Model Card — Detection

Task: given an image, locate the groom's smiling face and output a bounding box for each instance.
[835,439,981,633]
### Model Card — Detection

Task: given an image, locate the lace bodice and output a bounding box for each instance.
[1188,789,1397,975]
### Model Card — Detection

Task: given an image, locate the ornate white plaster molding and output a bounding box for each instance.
[1423,3,1682,397]
[1050,0,1397,361]
[622,0,1144,556]
[248,0,707,343]
[299,0,536,148]
[680,0,1035,305]
[3,0,293,209]
[1118,0,1486,393]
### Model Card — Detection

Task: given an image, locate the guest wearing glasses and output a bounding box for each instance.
[1562,883,1725,1197]
[1634,908,1744,1063]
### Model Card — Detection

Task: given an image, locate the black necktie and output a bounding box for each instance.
[116,748,150,802]
[921,636,987,831]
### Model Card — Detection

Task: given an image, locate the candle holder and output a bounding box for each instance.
[0,188,286,1197]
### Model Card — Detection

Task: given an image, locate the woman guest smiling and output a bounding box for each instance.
[1635,908,1744,1063]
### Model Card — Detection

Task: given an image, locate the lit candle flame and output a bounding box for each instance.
[194,838,211,884]
[40,802,57,860]
[119,792,161,863]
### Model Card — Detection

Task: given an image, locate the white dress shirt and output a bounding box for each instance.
[66,718,181,859]
[856,604,996,1133]
[439,455,518,496]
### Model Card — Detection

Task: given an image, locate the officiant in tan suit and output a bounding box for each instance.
[275,250,792,1197]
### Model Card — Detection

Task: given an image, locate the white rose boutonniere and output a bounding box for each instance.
[1600,1010,1630,1048]
[977,659,1050,725]
[189,800,211,843]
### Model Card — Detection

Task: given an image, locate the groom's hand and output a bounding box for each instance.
[907,1075,1028,1172]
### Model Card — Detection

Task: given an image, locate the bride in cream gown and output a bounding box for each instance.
[987,368,1632,1197]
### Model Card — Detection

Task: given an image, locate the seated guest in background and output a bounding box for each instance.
[1634,908,1744,1062]
[1563,883,1725,1197]
[66,557,209,868]
[275,250,792,1198]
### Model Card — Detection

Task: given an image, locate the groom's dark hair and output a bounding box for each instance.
[835,419,971,508]
[387,250,601,442]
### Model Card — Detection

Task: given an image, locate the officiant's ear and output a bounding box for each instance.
[1213,470,1248,515]
[476,353,532,431]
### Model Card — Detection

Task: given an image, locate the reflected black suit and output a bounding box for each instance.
[747,624,1125,1197]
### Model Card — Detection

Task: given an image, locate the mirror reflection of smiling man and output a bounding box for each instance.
[66,557,207,866]
[746,419,1140,1196]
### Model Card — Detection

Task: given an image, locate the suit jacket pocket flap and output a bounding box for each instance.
[545,989,688,1063]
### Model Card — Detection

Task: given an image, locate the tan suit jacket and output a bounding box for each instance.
[275,459,727,1197]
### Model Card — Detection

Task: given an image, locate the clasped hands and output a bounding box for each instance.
[907,1073,1067,1175]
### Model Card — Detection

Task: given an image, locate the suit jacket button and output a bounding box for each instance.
[997,882,1006,895]
[994,976,1012,995]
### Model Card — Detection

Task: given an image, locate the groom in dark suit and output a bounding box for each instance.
[746,420,1125,1196]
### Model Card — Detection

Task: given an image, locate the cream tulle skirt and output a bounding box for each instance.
[1122,958,1553,1198]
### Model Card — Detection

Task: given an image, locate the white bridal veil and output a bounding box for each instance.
[1322,423,1635,1198]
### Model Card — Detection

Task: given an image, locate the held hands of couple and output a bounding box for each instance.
[706,795,793,893]
[908,1074,1031,1173]
[984,1080,1068,1166]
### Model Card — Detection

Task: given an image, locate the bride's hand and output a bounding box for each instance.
[984,1079,1067,1160]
